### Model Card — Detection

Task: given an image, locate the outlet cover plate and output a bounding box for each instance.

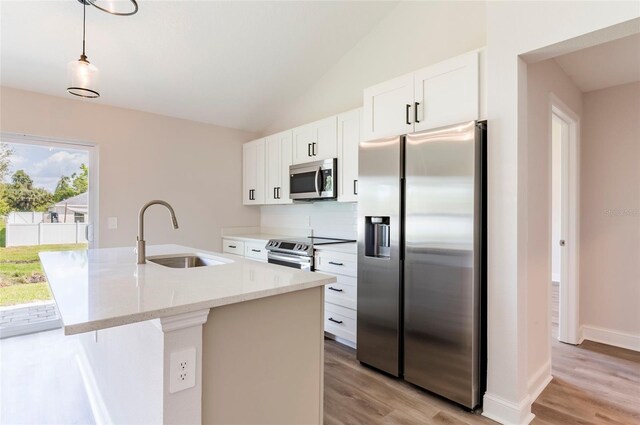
[170,347,196,393]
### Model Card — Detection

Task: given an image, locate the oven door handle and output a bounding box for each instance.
[314,166,321,196]
[267,252,312,264]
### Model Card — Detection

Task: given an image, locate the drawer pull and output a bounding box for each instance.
[328,261,344,266]
[228,245,237,249]
[328,317,343,324]
[328,286,343,292]
[251,249,262,253]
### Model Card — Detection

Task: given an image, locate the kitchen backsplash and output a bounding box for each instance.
[260,202,357,239]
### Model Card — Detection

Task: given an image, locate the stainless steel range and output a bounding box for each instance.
[266,236,355,271]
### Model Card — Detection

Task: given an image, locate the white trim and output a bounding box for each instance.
[154,309,210,332]
[324,332,356,349]
[581,325,640,352]
[482,392,535,425]
[549,95,580,345]
[76,344,113,425]
[0,318,61,339]
[551,273,560,283]
[527,360,552,403]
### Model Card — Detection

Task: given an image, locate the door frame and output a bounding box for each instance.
[0,132,99,247]
[548,95,580,345]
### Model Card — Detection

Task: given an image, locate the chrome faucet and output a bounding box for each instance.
[137,200,179,264]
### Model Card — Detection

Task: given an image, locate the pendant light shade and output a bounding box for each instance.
[67,55,100,98]
[86,0,138,16]
[67,0,100,98]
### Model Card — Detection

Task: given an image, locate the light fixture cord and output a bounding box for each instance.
[82,0,86,56]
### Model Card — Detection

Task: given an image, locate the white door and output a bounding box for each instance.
[362,73,414,141]
[265,131,293,204]
[243,138,265,205]
[337,108,361,202]
[413,50,478,132]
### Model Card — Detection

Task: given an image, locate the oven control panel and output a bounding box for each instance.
[266,240,312,255]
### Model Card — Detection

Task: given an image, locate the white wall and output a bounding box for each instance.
[263,1,486,135]
[525,58,583,398]
[580,82,640,345]
[260,202,356,240]
[485,2,639,424]
[551,116,562,282]
[0,87,260,251]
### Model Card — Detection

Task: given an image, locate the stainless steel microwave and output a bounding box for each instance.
[289,158,337,201]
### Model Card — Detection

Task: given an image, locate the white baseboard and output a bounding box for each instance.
[580,325,640,352]
[527,360,552,402]
[324,331,356,349]
[76,345,113,425]
[482,392,535,425]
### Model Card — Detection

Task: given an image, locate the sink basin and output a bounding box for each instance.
[147,254,227,269]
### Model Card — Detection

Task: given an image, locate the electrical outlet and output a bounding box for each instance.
[107,217,118,230]
[169,347,196,393]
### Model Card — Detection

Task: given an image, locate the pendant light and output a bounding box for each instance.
[86,0,138,16]
[67,0,99,98]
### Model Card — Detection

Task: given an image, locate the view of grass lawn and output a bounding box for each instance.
[0,233,87,306]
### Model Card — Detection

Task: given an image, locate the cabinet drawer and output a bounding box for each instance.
[324,303,356,343]
[315,251,357,277]
[324,275,357,310]
[245,241,268,261]
[222,239,244,256]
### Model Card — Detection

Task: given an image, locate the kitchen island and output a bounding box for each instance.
[40,244,335,425]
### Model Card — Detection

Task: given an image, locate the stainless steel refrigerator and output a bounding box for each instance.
[357,120,486,409]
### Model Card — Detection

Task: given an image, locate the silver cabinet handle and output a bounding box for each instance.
[328,317,343,324]
[328,261,344,266]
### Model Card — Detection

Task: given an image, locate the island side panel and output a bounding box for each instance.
[77,321,164,424]
[202,286,325,425]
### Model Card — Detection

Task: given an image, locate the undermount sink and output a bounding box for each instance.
[147,254,227,269]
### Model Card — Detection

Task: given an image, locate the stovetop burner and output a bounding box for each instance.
[266,236,356,257]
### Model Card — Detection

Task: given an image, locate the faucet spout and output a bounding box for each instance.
[137,200,179,264]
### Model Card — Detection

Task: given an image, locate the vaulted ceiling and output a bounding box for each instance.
[1,1,397,132]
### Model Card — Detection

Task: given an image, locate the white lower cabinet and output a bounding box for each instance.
[315,248,357,346]
[222,238,268,262]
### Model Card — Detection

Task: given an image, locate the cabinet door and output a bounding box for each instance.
[265,131,293,204]
[313,115,338,161]
[242,138,265,205]
[292,123,315,165]
[337,108,361,202]
[413,50,478,132]
[292,116,338,164]
[362,73,414,141]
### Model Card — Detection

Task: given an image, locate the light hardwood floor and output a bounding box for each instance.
[2,284,638,425]
[324,282,640,425]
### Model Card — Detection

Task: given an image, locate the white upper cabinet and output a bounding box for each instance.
[413,51,478,132]
[362,73,414,141]
[337,108,361,203]
[265,131,293,205]
[292,116,338,164]
[243,138,265,205]
[362,49,481,141]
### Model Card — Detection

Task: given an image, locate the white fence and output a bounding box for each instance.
[5,223,89,247]
[6,211,77,225]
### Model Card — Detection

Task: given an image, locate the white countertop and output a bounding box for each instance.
[40,244,335,335]
[222,233,295,242]
[314,242,357,255]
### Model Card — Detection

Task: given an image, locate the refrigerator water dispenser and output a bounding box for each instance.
[365,216,390,258]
